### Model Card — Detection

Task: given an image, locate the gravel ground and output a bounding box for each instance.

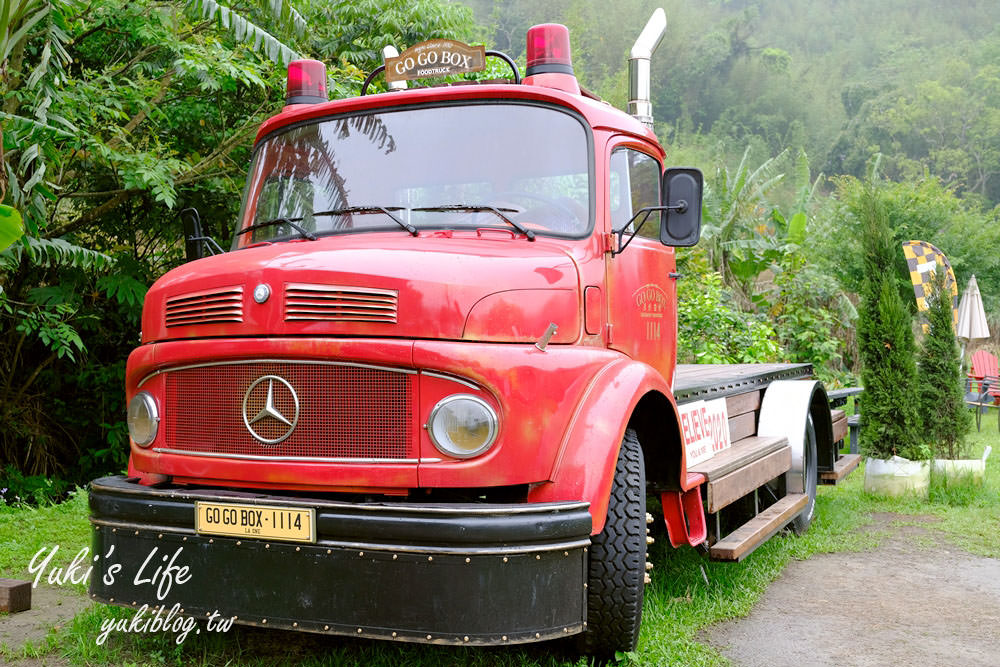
[702,514,1000,667]
[1,583,87,666]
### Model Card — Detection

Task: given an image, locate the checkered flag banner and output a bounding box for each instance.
[901,240,958,327]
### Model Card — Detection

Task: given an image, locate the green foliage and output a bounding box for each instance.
[187,0,304,66]
[0,465,70,505]
[13,301,85,361]
[0,205,24,250]
[0,236,111,271]
[824,173,1000,316]
[312,0,477,72]
[700,146,785,303]
[828,35,1000,206]
[0,0,78,232]
[0,0,480,479]
[677,266,782,364]
[917,271,972,460]
[929,467,986,507]
[855,180,924,461]
[770,253,853,378]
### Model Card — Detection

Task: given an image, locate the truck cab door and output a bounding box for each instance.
[605,139,678,384]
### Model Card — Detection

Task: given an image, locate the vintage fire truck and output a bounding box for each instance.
[89,10,857,655]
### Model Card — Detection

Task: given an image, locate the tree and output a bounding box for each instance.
[699,146,785,306]
[826,36,1000,208]
[917,270,971,460]
[822,174,1000,315]
[855,178,924,461]
[0,0,479,477]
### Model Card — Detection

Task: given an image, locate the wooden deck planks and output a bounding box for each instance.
[688,435,788,481]
[706,447,791,513]
[832,412,848,443]
[819,453,861,484]
[727,411,757,442]
[726,390,761,418]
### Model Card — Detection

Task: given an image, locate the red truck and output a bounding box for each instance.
[90,10,853,655]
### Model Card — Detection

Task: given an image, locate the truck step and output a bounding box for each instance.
[819,453,861,485]
[709,493,808,562]
[688,435,788,481]
[705,445,791,513]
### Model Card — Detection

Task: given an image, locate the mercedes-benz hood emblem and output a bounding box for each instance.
[242,375,300,444]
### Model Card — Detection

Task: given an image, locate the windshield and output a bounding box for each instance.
[234,103,592,246]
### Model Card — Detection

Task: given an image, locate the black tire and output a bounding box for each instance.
[789,413,818,535]
[576,429,646,656]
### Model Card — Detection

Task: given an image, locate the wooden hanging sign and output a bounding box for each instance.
[384,39,486,82]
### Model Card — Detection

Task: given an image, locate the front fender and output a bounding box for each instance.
[527,359,679,534]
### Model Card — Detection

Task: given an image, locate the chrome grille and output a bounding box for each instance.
[284,283,397,323]
[163,361,414,460]
[165,286,243,327]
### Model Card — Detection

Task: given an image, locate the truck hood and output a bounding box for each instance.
[142,233,582,345]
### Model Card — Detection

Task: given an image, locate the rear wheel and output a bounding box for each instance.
[789,413,818,535]
[577,429,646,656]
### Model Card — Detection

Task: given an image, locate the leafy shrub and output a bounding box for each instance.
[0,466,70,506]
[678,268,783,363]
[771,252,855,376]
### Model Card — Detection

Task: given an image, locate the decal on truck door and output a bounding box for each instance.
[678,398,731,466]
[633,283,666,341]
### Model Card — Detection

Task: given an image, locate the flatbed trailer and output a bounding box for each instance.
[670,364,858,560]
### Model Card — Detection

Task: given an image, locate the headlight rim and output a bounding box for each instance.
[427,393,499,459]
[128,391,160,447]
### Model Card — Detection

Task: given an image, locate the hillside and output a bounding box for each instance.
[466,0,1000,207]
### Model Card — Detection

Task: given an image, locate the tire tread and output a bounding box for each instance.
[577,429,646,655]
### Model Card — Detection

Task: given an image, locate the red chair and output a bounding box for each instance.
[969,349,999,381]
[967,350,1000,431]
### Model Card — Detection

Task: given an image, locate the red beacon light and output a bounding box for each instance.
[286,59,328,105]
[524,24,580,94]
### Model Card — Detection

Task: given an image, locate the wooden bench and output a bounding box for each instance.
[827,387,862,454]
[822,387,863,485]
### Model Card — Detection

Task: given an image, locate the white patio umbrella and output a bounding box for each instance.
[956,274,990,357]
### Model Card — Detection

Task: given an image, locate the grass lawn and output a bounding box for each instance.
[2,425,998,666]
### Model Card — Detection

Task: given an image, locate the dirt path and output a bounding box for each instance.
[702,514,1000,667]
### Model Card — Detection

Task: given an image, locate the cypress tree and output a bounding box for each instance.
[856,182,924,460]
[917,270,971,460]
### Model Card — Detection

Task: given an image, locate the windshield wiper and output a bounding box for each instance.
[312,206,418,236]
[412,205,534,240]
[237,216,317,241]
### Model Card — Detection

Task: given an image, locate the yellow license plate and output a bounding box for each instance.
[195,501,316,543]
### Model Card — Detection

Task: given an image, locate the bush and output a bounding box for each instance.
[0,466,71,506]
[678,268,783,363]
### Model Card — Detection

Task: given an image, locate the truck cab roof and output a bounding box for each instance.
[255,81,662,153]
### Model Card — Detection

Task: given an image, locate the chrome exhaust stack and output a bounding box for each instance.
[628,8,667,128]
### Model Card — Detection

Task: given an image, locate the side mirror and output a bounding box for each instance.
[180,208,224,261]
[181,208,205,262]
[659,168,703,247]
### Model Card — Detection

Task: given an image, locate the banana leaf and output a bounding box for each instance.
[0,204,25,251]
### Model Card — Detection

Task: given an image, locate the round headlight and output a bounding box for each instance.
[427,394,498,459]
[127,391,159,447]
